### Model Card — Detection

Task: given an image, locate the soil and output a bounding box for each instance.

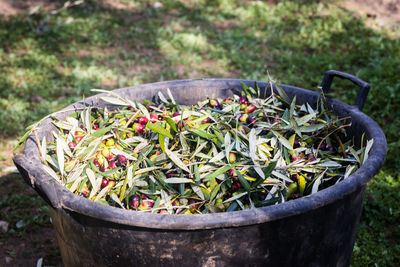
[0,174,62,266]
[0,0,57,16]
[341,0,400,29]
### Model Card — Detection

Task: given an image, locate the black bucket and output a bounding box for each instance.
[14,70,387,266]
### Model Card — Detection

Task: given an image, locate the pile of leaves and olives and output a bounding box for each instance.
[21,82,373,214]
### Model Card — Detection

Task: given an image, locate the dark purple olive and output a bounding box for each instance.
[239,95,248,105]
[93,158,101,169]
[293,139,300,148]
[291,193,301,199]
[319,143,327,150]
[117,155,127,166]
[290,173,298,182]
[258,192,267,201]
[172,112,180,117]
[230,181,241,192]
[247,116,256,127]
[101,178,109,188]
[188,199,199,211]
[109,160,117,169]
[129,194,140,208]
[307,153,316,162]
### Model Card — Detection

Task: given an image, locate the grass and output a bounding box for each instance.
[0,0,399,265]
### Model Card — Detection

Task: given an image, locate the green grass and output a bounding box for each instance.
[0,0,399,265]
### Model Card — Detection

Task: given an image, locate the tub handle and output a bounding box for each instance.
[13,154,62,209]
[321,70,370,111]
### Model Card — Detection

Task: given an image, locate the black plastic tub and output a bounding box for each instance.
[14,70,387,267]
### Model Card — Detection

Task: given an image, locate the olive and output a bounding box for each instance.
[93,158,101,169]
[245,104,256,113]
[150,113,159,123]
[68,141,77,151]
[239,114,248,123]
[117,155,127,166]
[239,95,248,105]
[228,152,236,164]
[132,123,145,133]
[247,116,256,127]
[208,99,220,108]
[188,199,198,211]
[129,194,140,208]
[101,178,109,188]
[201,117,212,124]
[138,116,149,125]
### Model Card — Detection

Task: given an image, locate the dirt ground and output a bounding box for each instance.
[341,0,400,28]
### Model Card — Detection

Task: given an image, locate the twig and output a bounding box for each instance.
[316,122,352,156]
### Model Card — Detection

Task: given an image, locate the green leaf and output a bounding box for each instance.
[296,113,317,126]
[189,129,215,139]
[223,192,247,203]
[254,196,280,207]
[271,131,293,150]
[119,164,133,201]
[248,128,257,162]
[235,170,251,192]
[204,162,239,182]
[226,201,238,212]
[191,184,204,200]
[165,178,194,183]
[56,135,65,177]
[159,134,166,153]
[137,102,150,119]
[201,187,210,201]
[166,88,176,105]
[42,164,60,181]
[89,125,113,138]
[224,131,231,162]
[111,193,125,209]
[300,124,326,133]
[146,122,173,139]
[290,96,296,118]
[210,184,221,202]
[100,96,130,106]
[165,117,178,132]
[274,84,290,104]
[158,91,169,104]
[164,146,191,173]
[240,82,251,96]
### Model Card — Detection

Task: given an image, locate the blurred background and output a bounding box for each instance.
[0,0,399,266]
